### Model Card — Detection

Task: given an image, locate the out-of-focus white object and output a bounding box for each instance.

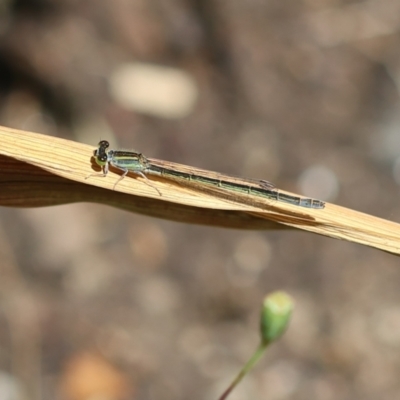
[298,165,339,202]
[109,62,198,119]
[0,372,26,400]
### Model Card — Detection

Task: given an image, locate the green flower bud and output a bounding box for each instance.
[260,291,293,345]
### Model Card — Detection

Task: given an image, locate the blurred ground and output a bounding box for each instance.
[1,1,400,399]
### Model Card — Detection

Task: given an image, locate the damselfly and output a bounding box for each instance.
[89,140,325,209]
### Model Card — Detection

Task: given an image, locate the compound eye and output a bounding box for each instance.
[98,140,109,149]
[99,154,108,162]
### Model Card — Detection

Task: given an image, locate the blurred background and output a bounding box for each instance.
[1,0,400,399]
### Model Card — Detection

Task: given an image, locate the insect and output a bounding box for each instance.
[89,140,325,209]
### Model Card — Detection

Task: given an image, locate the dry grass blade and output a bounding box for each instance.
[1,125,400,255]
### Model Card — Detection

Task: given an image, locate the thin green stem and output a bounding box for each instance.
[218,342,268,400]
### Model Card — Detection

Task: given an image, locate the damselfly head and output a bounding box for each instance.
[94,140,110,166]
